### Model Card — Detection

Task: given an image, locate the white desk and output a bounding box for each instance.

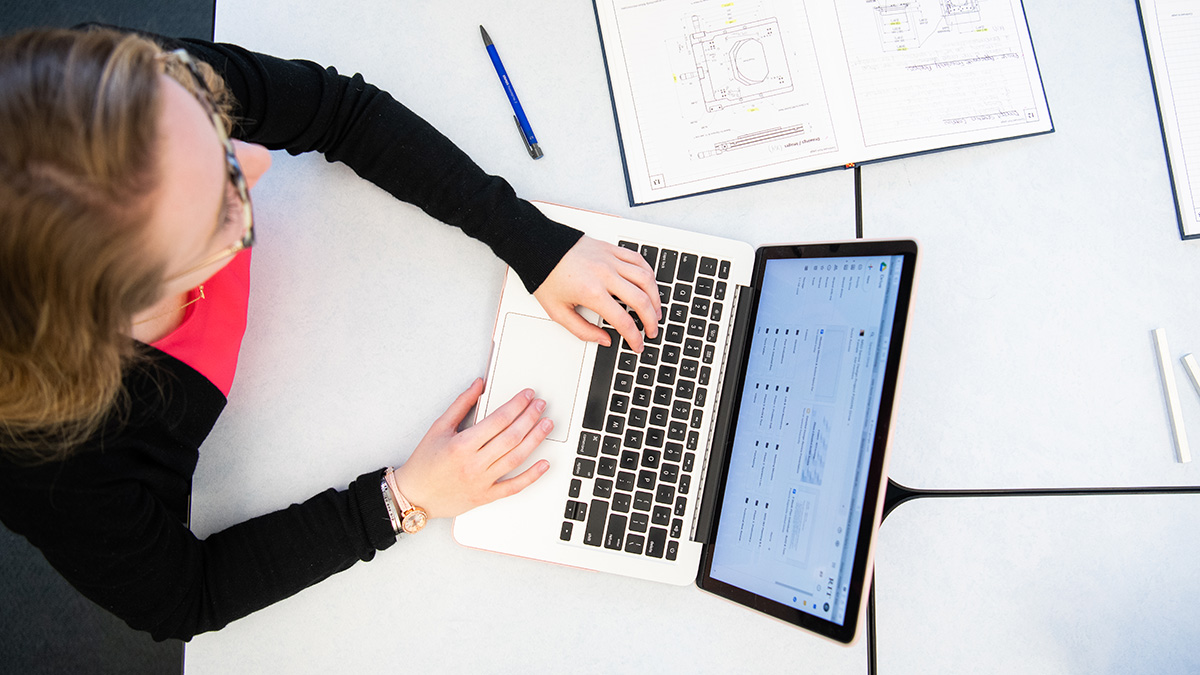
[875,494,1200,674]
[188,1,861,673]
[864,1,1200,491]
[186,0,1198,672]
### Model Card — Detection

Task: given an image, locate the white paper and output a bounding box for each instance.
[595,0,1053,204]
[1139,0,1200,238]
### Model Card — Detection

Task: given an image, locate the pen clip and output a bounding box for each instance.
[514,115,543,159]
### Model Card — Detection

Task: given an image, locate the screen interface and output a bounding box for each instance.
[709,254,905,626]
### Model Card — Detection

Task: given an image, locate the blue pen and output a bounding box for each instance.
[480,25,543,159]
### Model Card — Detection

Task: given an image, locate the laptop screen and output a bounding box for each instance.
[707,251,907,628]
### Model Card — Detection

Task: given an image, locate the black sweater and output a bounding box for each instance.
[0,37,581,641]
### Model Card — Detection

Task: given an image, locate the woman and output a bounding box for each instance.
[0,26,661,641]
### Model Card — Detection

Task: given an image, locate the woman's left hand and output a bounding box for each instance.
[533,236,663,353]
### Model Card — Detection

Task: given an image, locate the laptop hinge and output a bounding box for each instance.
[690,284,756,544]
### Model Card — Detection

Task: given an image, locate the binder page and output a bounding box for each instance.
[832,0,1051,158]
[595,0,1051,205]
[595,0,846,204]
[1139,0,1200,238]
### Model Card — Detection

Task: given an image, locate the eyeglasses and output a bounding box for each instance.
[160,49,255,282]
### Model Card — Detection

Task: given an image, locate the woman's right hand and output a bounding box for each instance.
[390,378,552,520]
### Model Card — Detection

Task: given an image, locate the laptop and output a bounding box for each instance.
[454,202,917,644]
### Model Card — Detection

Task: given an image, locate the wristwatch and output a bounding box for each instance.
[384,468,429,535]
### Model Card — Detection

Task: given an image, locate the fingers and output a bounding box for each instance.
[489,459,550,501]
[548,304,611,346]
[432,378,485,433]
[479,394,550,469]
[463,386,537,444]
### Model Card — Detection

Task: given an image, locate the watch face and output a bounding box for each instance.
[402,510,428,534]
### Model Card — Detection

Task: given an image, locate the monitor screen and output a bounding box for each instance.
[707,251,907,627]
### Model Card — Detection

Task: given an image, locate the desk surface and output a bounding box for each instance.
[188,0,1195,672]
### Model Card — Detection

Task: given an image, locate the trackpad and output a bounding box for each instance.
[485,313,587,443]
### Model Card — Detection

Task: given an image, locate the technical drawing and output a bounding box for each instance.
[685,15,794,112]
[697,125,808,159]
[873,0,985,52]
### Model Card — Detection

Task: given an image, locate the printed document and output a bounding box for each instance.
[1139,0,1200,238]
[594,0,1053,204]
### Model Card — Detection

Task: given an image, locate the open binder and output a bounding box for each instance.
[592,0,1054,205]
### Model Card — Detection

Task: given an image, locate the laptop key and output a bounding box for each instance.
[628,408,647,428]
[581,327,620,431]
[646,527,668,558]
[569,479,582,498]
[658,284,671,306]
[594,479,613,499]
[640,346,660,366]
[645,427,664,448]
[683,453,695,472]
[706,323,719,343]
[657,249,678,283]
[621,451,639,470]
[676,380,694,401]
[666,540,679,561]
[636,366,655,386]
[699,366,711,386]
[699,256,718,276]
[634,491,654,511]
[665,324,684,343]
[614,372,633,393]
[618,240,638,251]
[669,303,688,323]
[656,484,676,505]
[672,283,692,303]
[684,339,702,358]
[662,344,680,364]
[606,415,624,435]
[660,463,679,484]
[691,297,709,316]
[639,244,658,270]
[624,429,643,449]
[637,470,656,490]
[695,388,707,407]
[687,431,699,451]
[674,496,687,517]
[625,533,645,555]
[654,386,672,406]
[670,518,683,539]
[652,506,671,526]
[584,499,608,546]
[649,406,669,426]
[668,422,687,441]
[710,302,723,322]
[602,435,621,455]
[687,317,706,337]
[609,394,629,414]
[578,432,600,457]
[695,276,713,297]
[680,359,699,379]
[678,253,698,282]
[718,259,731,279]
[604,514,627,550]
[690,408,703,429]
[642,448,661,469]
[665,443,683,463]
[630,512,649,532]
[657,365,676,386]
[560,521,573,541]
[617,351,637,372]
[633,387,651,407]
[616,471,636,492]
[573,458,595,479]
[613,492,631,513]
[715,280,727,300]
[598,456,617,477]
[702,344,715,364]
[679,474,691,495]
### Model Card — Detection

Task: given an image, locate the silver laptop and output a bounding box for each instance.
[454,202,917,643]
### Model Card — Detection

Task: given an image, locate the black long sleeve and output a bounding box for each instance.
[176,37,582,292]
[0,35,581,641]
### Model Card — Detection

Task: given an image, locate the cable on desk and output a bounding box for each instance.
[855,165,863,239]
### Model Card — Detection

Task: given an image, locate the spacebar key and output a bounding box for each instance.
[583,499,609,547]
[581,327,621,431]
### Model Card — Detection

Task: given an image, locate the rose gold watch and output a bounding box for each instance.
[385,468,428,535]
[391,487,429,535]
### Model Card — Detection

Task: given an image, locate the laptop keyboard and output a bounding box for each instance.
[560,240,731,561]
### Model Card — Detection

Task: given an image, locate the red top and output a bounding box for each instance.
[152,250,252,397]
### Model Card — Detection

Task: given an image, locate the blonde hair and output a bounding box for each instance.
[0,27,232,463]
